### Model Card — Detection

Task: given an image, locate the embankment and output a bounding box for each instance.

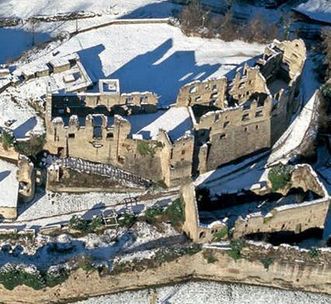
[0,243,330,304]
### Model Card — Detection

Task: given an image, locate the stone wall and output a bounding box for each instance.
[176,77,227,108]
[16,155,35,203]
[234,164,330,238]
[229,67,268,104]
[182,163,330,242]
[182,183,227,243]
[0,206,17,220]
[45,114,194,187]
[233,199,330,238]
[0,245,330,304]
[0,145,19,161]
[197,95,272,172]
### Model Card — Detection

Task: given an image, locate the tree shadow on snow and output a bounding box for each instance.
[109,38,222,107]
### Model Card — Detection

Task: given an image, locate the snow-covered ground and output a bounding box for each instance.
[0,190,176,228]
[16,22,264,106]
[0,221,182,269]
[196,156,268,197]
[267,54,321,165]
[0,87,45,139]
[294,0,331,24]
[0,159,18,209]
[74,281,331,304]
[267,91,317,165]
[0,0,177,19]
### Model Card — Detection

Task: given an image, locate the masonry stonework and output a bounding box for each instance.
[44,39,306,188]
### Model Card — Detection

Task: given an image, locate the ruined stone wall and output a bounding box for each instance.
[275,39,306,80]
[196,96,272,172]
[0,206,17,220]
[176,78,227,108]
[84,93,120,109]
[270,77,300,144]
[234,164,330,238]
[258,51,283,81]
[45,113,194,187]
[233,198,330,238]
[168,135,194,187]
[0,245,330,304]
[16,156,35,203]
[229,67,268,104]
[83,91,158,113]
[0,145,19,161]
[182,183,227,243]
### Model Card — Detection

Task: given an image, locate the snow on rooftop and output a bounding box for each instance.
[294,0,331,24]
[128,106,193,142]
[0,159,18,208]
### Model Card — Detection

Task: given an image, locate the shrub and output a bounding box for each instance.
[137,141,162,157]
[260,257,273,270]
[68,215,104,233]
[0,266,44,290]
[44,268,69,287]
[164,198,185,227]
[322,29,331,80]
[203,250,218,264]
[77,256,95,273]
[144,206,164,223]
[179,0,207,33]
[185,244,202,256]
[15,134,45,157]
[119,212,137,228]
[89,216,104,232]
[0,130,14,150]
[227,239,245,261]
[308,248,320,259]
[69,215,89,232]
[268,164,293,192]
[212,226,228,241]
[321,83,331,100]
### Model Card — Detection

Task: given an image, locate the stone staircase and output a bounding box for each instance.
[56,157,151,189]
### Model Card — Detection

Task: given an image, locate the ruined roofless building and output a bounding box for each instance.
[45,39,306,187]
[45,79,194,187]
[176,39,306,174]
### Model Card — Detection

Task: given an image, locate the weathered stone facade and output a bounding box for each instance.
[1,243,331,303]
[181,164,330,243]
[233,164,330,238]
[45,89,194,187]
[16,156,36,203]
[44,39,306,187]
[178,39,306,174]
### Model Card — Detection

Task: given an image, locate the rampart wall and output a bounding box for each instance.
[0,244,330,304]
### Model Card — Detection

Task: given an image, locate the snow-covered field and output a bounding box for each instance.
[0,0,177,19]
[19,22,264,106]
[74,281,331,304]
[295,0,331,24]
